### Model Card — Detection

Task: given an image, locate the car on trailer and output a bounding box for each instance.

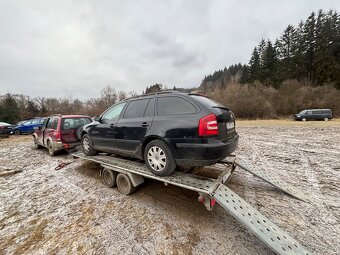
[80,91,239,176]
[33,114,92,156]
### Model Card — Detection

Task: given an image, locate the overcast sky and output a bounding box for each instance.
[0,0,339,99]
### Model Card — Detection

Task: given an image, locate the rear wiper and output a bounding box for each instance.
[212,106,229,111]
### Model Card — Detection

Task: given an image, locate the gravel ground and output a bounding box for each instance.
[0,122,339,255]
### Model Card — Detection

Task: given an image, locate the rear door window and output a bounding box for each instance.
[144,98,155,117]
[157,96,196,116]
[123,99,149,119]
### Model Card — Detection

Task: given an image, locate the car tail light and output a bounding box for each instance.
[55,130,61,141]
[198,114,218,136]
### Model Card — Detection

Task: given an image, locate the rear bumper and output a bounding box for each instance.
[52,141,80,151]
[174,134,239,167]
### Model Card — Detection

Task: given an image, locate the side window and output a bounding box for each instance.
[42,118,48,128]
[31,119,39,125]
[46,118,53,129]
[46,118,58,129]
[157,96,196,116]
[123,99,149,119]
[102,103,126,122]
[51,119,58,129]
[144,98,155,117]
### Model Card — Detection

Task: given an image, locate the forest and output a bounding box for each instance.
[0,9,339,122]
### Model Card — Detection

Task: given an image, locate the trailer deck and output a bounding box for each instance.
[72,151,313,255]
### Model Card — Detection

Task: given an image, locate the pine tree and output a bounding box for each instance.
[0,94,20,123]
[303,12,317,83]
[248,47,261,82]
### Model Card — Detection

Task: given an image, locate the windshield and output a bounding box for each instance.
[298,110,306,114]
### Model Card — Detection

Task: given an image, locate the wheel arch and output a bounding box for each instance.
[141,135,176,160]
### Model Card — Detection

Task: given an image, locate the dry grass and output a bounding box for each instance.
[236,118,340,127]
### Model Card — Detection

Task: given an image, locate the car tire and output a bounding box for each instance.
[116,173,136,195]
[82,134,97,156]
[324,117,329,121]
[14,129,21,135]
[47,141,56,156]
[102,168,117,188]
[144,140,176,176]
[302,118,307,121]
[33,136,42,149]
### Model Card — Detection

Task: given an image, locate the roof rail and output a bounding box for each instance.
[126,90,180,100]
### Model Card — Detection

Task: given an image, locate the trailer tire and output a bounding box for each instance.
[116,173,136,195]
[144,139,176,176]
[102,168,117,188]
[82,134,97,156]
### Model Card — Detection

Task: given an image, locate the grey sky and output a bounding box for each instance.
[0,0,339,99]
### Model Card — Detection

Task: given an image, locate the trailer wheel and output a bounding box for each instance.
[102,168,117,188]
[82,134,97,156]
[144,140,176,176]
[116,173,136,195]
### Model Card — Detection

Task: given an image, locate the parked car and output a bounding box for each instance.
[0,122,14,137]
[33,114,92,156]
[293,109,333,121]
[11,118,45,135]
[80,91,239,176]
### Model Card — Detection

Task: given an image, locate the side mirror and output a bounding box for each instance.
[94,116,100,121]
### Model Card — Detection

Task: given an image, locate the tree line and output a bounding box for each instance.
[0,86,136,124]
[201,9,339,90]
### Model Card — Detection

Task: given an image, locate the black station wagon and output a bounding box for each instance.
[81,91,239,176]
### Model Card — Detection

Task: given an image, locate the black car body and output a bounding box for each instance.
[293,109,333,121]
[81,91,239,176]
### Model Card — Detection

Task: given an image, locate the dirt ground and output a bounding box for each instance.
[0,120,339,255]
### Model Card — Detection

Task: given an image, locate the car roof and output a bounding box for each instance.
[303,109,331,111]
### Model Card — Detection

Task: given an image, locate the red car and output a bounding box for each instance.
[33,114,92,156]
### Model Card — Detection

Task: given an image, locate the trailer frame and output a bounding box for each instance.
[72,151,313,255]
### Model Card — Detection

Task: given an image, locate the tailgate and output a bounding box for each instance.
[61,128,78,143]
[211,107,236,142]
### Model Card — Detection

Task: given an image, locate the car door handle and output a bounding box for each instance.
[141,122,149,127]
[110,124,115,128]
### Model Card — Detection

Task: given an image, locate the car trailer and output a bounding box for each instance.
[72,151,313,255]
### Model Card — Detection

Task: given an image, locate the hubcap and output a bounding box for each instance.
[147,146,166,171]
[83,137,90,152]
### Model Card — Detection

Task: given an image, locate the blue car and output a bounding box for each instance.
[12,118,45,135]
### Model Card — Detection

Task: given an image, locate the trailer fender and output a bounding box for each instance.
[127,172,144,187]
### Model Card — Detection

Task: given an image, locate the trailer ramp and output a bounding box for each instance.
[222,157,308,202]
[214,184,312,255]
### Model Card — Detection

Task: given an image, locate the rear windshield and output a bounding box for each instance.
[61,117,92,130]
[190,95,224,108]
